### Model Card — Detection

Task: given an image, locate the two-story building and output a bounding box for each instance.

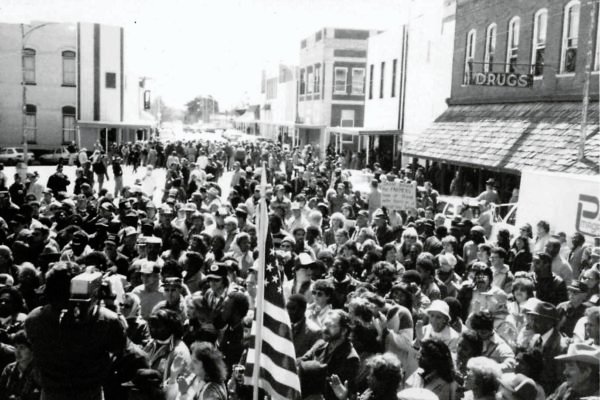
[296,28,379,156]
[403,0,599,199]
[257,64,297,144]
[359,0,456,170]
[0,21,154,153]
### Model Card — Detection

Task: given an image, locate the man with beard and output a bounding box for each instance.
[457,262,508,325]
[298,309,360,400]
[533,252,568,306]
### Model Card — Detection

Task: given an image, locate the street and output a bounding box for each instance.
[4,164,234,204]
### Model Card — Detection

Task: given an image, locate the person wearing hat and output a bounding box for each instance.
[131,261,166,320]
[350,210,370,242]
[548,343,600,399]
[59,230,92,262]
[203,262,231,321]
[557,280,590,336]
[46,164,71,201]
[287,201,309,234]
[151,277,187,322]
[223,216,239,253]
[415,299,460,354]
[497,373,539,400]
[475,178,499,205]
[373,208,395,246]
[533,252,568,306]
[469,310,515,371]
[202,186,222,214]
[525,300,568,395]
[283,252,315,303]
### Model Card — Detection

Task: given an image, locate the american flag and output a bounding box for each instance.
[244,169,301,400]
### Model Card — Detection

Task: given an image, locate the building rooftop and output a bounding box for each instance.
[403,102,600,175]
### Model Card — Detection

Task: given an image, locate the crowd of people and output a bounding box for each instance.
[0,136,597,400]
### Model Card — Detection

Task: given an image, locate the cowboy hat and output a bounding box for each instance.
[555,343,600,364]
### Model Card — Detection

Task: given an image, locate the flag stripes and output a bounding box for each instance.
[244,167,301,400]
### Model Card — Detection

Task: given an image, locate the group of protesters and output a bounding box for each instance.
[0,136,597,400]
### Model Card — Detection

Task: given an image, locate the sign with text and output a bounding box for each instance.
[381,181,417,210]
[465,72,533,88]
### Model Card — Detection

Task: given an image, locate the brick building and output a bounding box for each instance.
[404,0,600,200]
[295,27,380,156]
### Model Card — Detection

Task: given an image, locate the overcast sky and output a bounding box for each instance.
[0,0,405,109]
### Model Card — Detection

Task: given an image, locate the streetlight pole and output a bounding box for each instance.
[20,22,61,169]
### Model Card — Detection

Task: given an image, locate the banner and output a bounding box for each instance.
[380,181,417,210]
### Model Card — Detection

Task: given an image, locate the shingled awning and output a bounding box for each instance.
[403,102,600,175]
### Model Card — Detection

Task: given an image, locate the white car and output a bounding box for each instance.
[39,147,72,164]
[0,147,34,165]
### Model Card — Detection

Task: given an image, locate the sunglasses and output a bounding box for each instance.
[312,290,325,297]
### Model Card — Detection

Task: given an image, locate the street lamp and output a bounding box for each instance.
[20,22,75,168]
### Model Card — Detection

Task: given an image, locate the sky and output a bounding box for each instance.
[0,0,405,109]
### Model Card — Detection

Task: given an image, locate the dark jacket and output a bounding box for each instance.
[535,274,568,306]
[548,381,600,400]
[299,339,360,400]
[529,328,569,395]
[291,318,321,358]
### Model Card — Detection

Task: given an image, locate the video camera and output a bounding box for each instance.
[66,271,103,324]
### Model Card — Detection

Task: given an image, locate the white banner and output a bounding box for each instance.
[380,181,417,211]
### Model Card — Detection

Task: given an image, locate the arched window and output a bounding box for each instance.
[25,104,37,143]
[561,0,580,73]
[23,48,36,84]
[484,24,497,72]
[62,106,76,144]
[506,17,520,73]
[531,9,548,76]
[464,29,476,84]
[62,51,76,86]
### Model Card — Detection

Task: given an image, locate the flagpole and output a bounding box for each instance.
[252,163,268,400]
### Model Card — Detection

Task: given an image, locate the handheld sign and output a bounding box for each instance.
[381,181,417,211]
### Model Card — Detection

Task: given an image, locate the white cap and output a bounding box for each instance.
[397,388,439,400]
[426,300,451,320]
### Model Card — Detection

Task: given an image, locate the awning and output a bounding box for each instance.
[296,123,326,130]
[403,102,600,175]
[77,119,155,130]
[235,111,258,123]
[328,127,401,136]
[257,120,296,127]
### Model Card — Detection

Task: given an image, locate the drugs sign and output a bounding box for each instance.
[465,72,533,88]
[380,181,417,211]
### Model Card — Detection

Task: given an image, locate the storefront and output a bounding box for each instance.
[76,119,156,151]
[328,127,402,170]
[402,102,600,201]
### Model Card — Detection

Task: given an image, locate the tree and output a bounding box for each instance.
[150,97,182,123]
[184,95,219,124]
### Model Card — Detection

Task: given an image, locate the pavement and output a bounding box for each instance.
[4,164,234,204]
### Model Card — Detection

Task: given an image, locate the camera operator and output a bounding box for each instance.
[25,262,127,400]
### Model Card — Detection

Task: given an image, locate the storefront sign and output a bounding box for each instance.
[381,181,417,210]
[466,72,533,88]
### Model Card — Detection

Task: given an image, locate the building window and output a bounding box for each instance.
[595,5,600,71]
[23,48,36,84]
[25,104,37,144]
[506,17,520,73]
[307,70,314,94]
[484,24,497,72]
[369,64,374,99]
[300,69,306,95]
[314,65,321,93]
[334,67,348,94]
[105,72,117,89]
[62,106,76,144]
[561,0,580,73]
[391,59,397,97]
[340,109,355,127]
[379,61,385,98]
[62,51,76,86]
[531,9,548,76]
[351,68,365,95]
[464,29,476,84]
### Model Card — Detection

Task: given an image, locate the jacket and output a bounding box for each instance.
[299,339,360,400]
[529,328,569,395]
[291,318,321,358]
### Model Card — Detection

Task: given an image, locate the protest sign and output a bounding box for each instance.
[380,181,417,210]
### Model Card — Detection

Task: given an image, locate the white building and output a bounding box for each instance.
[0,21,154,152]
[359,0,456,168]
[257,64,297,144]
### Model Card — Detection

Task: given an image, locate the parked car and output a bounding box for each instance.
[0,147,35,165]
[39,147,73,164]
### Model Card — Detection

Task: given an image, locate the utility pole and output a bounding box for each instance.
[579,0,598,160]
[21,23,28,167]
